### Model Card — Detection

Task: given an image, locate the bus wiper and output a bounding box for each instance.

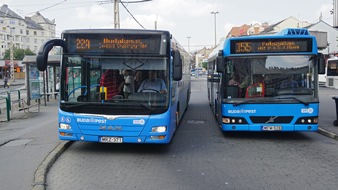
[60,102,100,108]
[276,97,309,106]
[233,99,260,106]
[127,101,154,112]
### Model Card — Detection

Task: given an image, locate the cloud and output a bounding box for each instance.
[223,23,234,36]
[121,14,176,30]
[138,0,217,17]
[316,3,333,24]
[75,5,111,24]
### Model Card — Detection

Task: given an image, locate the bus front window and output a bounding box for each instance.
[225,55,315,99]
[60,55,170,115]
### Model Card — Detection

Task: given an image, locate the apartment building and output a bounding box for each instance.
[0,4,56,59]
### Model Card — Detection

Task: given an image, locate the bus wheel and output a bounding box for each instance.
[334,120,338,126]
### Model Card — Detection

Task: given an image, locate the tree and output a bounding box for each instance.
[3,48,36,60]
[201,61,207,70]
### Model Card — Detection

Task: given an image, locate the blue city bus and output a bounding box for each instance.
[36,29,191,143]
[207,28,325,132]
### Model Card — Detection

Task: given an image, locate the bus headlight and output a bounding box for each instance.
[222,117,247,124]
[296,117,318,124]
[151,126,167,132]
[59,123,71,130]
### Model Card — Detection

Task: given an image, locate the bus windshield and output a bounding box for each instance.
[61,54,170,115]
[224,55,315,99]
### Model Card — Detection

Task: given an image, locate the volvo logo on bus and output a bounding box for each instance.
[266,116,278,123]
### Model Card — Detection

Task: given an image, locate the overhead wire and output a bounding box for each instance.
[26,0,68,15]
[119,1,146,29]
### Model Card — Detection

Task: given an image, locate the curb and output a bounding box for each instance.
[32,141,73,190]
[318,127,338,140]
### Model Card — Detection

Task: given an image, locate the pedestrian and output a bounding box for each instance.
[122,69,134,98]
[3,76,9,88]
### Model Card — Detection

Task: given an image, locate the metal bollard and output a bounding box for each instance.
[332,96,338,126]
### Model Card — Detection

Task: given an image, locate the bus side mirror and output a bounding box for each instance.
[216,56,224,73]
[36,54,47,71]
[36,39,67,71]
[318,53,325,74]
[173,50,182,81]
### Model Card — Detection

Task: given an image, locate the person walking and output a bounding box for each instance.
[3,76,9,88]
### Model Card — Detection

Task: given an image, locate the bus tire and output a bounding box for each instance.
[334,120,338,126]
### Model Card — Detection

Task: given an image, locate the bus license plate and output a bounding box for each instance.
[100,137,123,143]
[262,126,282,131]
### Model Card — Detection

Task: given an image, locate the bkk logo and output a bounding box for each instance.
[133,119,145,125]
[301,108,314,114]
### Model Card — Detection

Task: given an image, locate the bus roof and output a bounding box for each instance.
[61,28,171,36]
[209,28,318,60]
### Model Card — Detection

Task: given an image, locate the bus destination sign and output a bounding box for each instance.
[230,38,312,54]
[76,38,148,50]
[67,33,164,54]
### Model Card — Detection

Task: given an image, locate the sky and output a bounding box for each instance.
[0,0,335,51]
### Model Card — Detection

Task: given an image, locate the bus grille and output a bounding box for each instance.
[249,116,294,124]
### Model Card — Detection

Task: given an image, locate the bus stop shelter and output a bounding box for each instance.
[22,55,60,106]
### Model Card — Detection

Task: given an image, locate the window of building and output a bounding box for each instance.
[34,31,37,35]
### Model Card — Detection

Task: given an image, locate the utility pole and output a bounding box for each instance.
[187,36,191,52]
[334,0,338,28]
[114,0,120,29]
[154,14,158,30]
[211,11,219,47]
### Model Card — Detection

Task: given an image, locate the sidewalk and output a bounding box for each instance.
[0,98,61,190]
[0,78,63,190]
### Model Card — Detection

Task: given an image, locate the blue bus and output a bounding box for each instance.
[36,29,191,143]
[207,28,325,132]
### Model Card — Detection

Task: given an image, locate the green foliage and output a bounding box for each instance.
[3,48,36,60]
[201,61,207,69]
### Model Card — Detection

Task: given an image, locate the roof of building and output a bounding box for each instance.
[30,12,55,25]
[0,4,24,20]
[228,24,250,37]
[24,17,44,30]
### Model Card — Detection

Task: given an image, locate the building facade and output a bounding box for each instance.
[0,4,56,59]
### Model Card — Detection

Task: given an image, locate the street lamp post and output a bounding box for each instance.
[187,36,191,52]
[211,11,219,47]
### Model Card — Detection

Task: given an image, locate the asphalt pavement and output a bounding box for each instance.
[0,78,337,190]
